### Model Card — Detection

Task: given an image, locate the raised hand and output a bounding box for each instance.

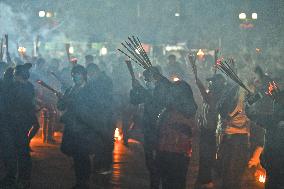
[188,53,197,80]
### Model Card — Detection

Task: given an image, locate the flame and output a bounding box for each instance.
[173,77,180,82]
[18,46,26,54]
[114,128,122,141]
[197,49,205,57]
[266,81,278,96]
[259,174,266,183]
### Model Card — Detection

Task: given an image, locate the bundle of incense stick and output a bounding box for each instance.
[216,58,251,93]
[118,36,152,69]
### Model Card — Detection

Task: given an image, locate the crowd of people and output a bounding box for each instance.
[0,38,283,189]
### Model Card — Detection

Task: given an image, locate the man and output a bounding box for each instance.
[157,80,197,189]
[86,63,114,175]
[58,65,100,189]
[246,89,284,189]
[164,54,186,81]
[0,63,39,189]
[130,67,170,189]
[85,55,95,67]
[194,73,226,189]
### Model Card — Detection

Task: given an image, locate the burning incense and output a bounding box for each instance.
[216,58,251,93]
[118,36,152,70]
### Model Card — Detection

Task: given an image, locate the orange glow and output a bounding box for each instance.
[197,49,205,57]
[114,128,122,141]
[255,167,266,184]
[259,174,266,183]
[18,46,26,54]
[266,81,279,96]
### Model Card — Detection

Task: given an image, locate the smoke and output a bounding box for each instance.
[0,2,33,53]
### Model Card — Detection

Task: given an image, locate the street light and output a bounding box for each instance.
[38,11,46,18]
[46,12,53,18]
[69,46,74,54]
[252,13,257,20]
[175,13,180,17]
[100,46,108,56]
[239,13,246,20]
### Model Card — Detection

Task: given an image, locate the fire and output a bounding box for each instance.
[197,49,205,57]
[18,46,26,54]
[259,174,266,183]
[266,81,279,96]
[114,128,122,141]
[255,166,266,184]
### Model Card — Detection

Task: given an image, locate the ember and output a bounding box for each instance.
[259,174,266,183]
[114,128,122,141]
[266,81,279,97]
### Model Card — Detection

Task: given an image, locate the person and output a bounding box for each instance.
[194,73,227,189]
[246,89,284,189]
[0,63,39,189]
[85,55,95,67]
[130,67,170,189]
[58,65,104,189]
[86,63,114,175]
[156,80,197,189]
[217,85,264,189]
[164,54,186,82]
[253,65,274,116]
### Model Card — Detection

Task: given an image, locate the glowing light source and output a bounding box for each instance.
[69,46,74,54]
[252,13,257,20]
[38,11,46,18]
[259,175,266,183]
[114,128,122,141]
[100,46,108,56]
[46,12,53,18]
[175,13,180,17]
[165,45,183,51]
[197,49,205,57]
[239,13,246,20]
[18,46,26,54]
[173,77,180,82]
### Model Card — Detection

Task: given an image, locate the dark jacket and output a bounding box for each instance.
[157,81,197,156]
[58,84,102,156]
[130,77,172,150]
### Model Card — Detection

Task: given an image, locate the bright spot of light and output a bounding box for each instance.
[46,12,53,18]
[18,46,26,54]
[38,11,45,18]
[252,13,257,20]
[175,13,180,17]
[69,46,74,54]
[197,49,205,56]
[100,46,108,56]
[239,13,246,20]
[173,77,180,82]
[259,175,266,183]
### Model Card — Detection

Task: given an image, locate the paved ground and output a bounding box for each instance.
[1,134,265,189]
